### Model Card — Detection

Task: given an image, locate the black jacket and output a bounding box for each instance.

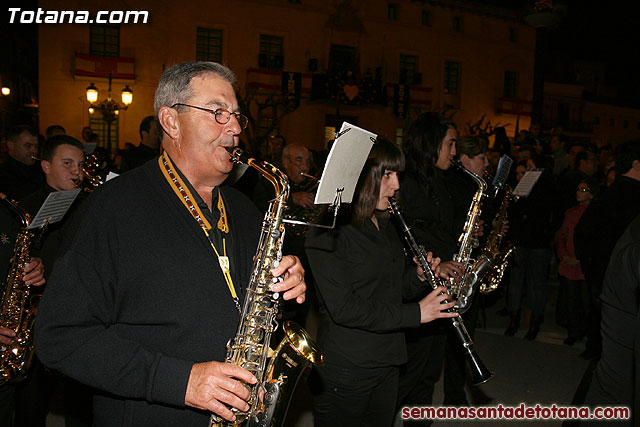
[305,215,423,368]
[399,170,459,261]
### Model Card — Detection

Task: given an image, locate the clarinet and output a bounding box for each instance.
[388,197,493,385]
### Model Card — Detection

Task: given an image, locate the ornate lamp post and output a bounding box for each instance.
[86,73,133,153]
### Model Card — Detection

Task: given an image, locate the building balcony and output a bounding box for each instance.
[496,98,532,116]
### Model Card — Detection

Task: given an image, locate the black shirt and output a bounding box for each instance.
[305,215,423,368]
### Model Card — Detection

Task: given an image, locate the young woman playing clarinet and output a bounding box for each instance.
[305,137,457,427]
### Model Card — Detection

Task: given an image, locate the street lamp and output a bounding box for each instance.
[1,87,10,96]
[86,73,133,153]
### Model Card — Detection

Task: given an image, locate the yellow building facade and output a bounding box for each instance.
[39,0,536,152]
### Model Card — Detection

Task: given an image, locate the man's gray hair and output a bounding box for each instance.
[154,62,236,115]
[282,144,309,162]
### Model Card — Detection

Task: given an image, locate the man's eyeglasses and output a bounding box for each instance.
[171,103,248,129]
[577,187,591,193]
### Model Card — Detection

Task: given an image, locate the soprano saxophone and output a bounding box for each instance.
[210,148,324,427]
[389,198,493,385]
[0,193,40,385]
[448,162,488,314]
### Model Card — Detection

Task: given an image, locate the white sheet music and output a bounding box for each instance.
[28,189,81,229]
[513,169,543,197]
[315,122,376,205]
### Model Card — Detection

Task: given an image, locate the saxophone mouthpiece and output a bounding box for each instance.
[224,146,254,165]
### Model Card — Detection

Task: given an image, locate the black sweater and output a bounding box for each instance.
[34,159,262,426]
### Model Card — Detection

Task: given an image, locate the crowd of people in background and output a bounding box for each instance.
[0,63,639,427]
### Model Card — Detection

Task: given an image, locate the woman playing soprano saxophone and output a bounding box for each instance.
[305,137,457,427]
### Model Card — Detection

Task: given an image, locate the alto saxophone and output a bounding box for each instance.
[210,148,323,427]
[0,193,40,385]
[477,185,517,294]
[449,162,488,314]
[388,198,493,385]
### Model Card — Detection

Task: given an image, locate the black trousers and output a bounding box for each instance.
[313,361,399,427]
[558,275,591,339]
[397,324,447,424]
[0,358,53,427]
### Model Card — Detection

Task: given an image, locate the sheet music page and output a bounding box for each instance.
[29,189,81,229]
[513,169,543,197]
[105,171,119,181]
[315,122,376,205]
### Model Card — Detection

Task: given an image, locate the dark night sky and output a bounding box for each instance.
[476,0,640,106]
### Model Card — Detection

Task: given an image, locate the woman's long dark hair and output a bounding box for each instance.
[352,137,404,226]
[403,112,456,198]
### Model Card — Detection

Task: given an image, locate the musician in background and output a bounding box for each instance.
[0,125,45,200]
[119,115,161,173]
[0,203,46,426]
[265,134,286,168]
[305,137,457,427]
[503,153,554,340]
[34,61,306,426]
[253,144,315,213]
[396,112,464,420]
[21,135,87,274]
[443,135,490,406]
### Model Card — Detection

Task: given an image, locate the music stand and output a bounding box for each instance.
[28,189,81,230]
[513,169,544,198]
[282,121,375,230]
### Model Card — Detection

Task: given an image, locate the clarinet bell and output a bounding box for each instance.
[468,350,494,385]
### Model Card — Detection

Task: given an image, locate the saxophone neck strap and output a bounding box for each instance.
[159,152,240,312]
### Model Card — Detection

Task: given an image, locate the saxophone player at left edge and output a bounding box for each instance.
[2,134,88,425]
[0,193,46,424]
